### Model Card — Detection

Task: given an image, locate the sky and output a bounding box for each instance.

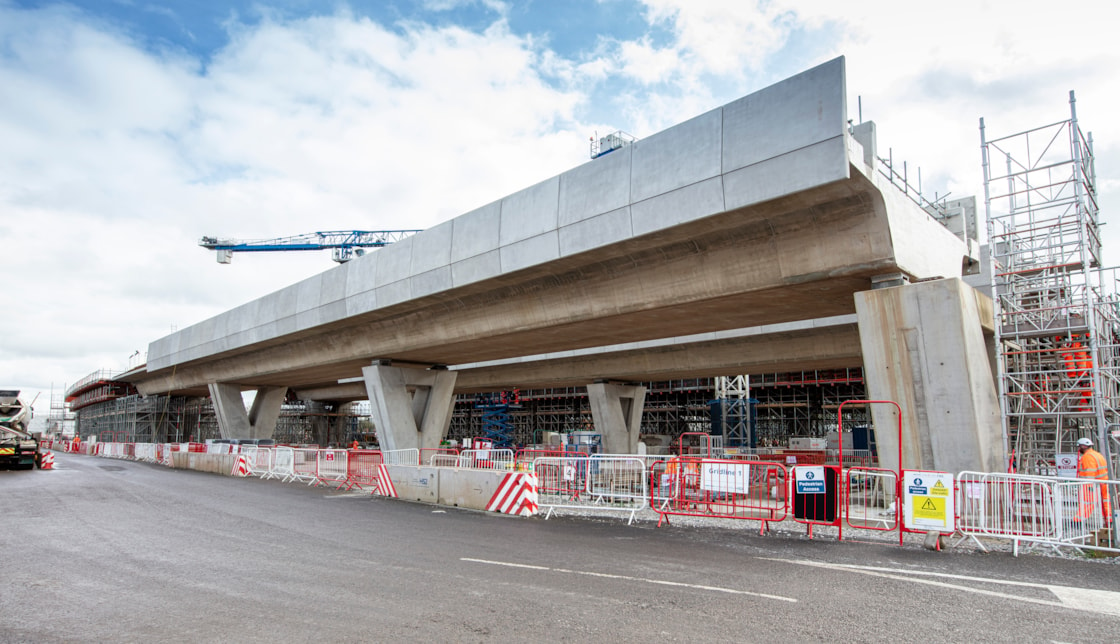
[3,0,1118,421]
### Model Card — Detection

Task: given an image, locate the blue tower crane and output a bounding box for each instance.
[198,230,423,264]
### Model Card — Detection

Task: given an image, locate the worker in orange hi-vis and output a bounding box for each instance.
[349,440,360,450]
[1077,437,1112,523]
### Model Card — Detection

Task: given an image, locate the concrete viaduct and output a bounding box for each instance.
[125,57,1003,474]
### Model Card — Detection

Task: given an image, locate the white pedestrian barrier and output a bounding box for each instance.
[382,449,420,466]
[266,447,295,481]
[316,449,349,485]
[535,456,648,524]
[290,448,319,484]
[955,471,1118,555]
[458,449,514,470]
[240,446,273,477]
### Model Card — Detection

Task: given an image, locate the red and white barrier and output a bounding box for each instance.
[231,454,251,477]
[373,463,397,498]
[486,473,538,516]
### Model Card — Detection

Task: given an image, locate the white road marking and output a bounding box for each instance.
[461,557,796,602]
[762,558,1120,618]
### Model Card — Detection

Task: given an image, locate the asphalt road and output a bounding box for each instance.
[2,453,1118,643]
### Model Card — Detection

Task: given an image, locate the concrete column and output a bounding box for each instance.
[587,382,647,454]
[207,383,288,440]
[854,278,1003,473]
[361,364,457,452]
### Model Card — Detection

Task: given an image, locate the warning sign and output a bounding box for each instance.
[903,471,955,532]
[914,496,944,521]
[1056,453,1077,479]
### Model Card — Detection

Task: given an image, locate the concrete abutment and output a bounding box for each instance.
[855,278,1004,473]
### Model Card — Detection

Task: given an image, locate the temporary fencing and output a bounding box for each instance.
[290,448,320,484]
[266,447,296,481]
[382,449,420,466]
[239,446,273,476]
[535,456,648,524]
[651,458,788,532]
[421,448,459,466]
[844,467,898,532]
[955,471,1120,555]
[457,448,514,470]
[515,449,574,472]
[343,449,398,496]
[64,437,1120,556]
[316,449,349,486]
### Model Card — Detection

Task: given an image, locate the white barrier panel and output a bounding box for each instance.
[535,456,648,524]
[317,449,349,485]
[429,454,459,467]
[266,447,295,481]
[383,449,420,466]
[955,471,1118,555]
[458,449,514,471]
[290,448,319,484]
[240,446,273,477]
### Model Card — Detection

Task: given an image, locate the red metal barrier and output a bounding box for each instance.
[789,464,842,537]
[535,455,591,500]
[753,451,828,466]
[651,458,787,533]
[344,450,385,491]
[837,400,903,544]
[844,467,898,533]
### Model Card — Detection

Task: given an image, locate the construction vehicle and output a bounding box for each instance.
[0,389,41,469]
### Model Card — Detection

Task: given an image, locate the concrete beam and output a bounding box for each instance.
[207,383,288,440]
[362,364,457,452]
[587,383,647,454]
[855,278,1003,473]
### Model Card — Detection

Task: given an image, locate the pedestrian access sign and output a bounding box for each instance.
[795,466,826,494]
[902,471,954,533]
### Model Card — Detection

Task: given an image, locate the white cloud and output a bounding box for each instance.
[0,5,590,405]
[3,0,1118,419]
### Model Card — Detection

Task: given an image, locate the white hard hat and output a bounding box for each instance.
[1077,437,1093,447]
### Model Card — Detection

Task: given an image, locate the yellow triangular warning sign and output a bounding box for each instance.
[933,480,946,489]
[921,498,937,511]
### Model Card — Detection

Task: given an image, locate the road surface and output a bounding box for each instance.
[2,452,1117,642]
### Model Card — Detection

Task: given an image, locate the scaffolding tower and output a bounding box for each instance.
[981,92,1120,475]
[711,375,755,447]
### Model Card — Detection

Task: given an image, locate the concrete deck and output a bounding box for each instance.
[130,56,971,397]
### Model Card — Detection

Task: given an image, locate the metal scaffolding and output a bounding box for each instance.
[982,92,1120,475]
[447,371,868,450]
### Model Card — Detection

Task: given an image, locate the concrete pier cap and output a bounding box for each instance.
[126,56,990,467]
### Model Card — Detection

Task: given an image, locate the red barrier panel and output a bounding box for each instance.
[344,450,385,491]
[651,458,787,533]
[844,467,899,533]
